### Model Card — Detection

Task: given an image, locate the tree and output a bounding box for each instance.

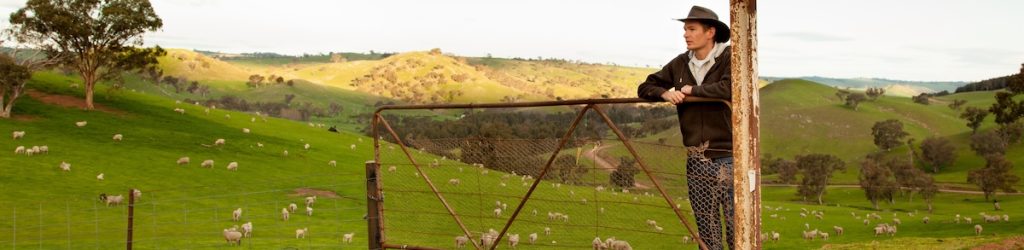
[763,155,798,184]
[866,87,886,100]
[968,154,1020,201]
[912,93,930,104]
[330,53,346,63]
[0,53,31,118]
[8,0,164,110]
[835,89,850,102]
[948,99,967,110]
[845,93,867,110]
[970,130,1008,156]
[858,153,897,210]
[919,137,957,173]
[610,157,639,188]
[886,156,922,201]
[872,119,909,151]
[247,74,265,88]
[795,154,846,204]
[997,120,1024,144]
[960,107,989,134]
[916,172,939,213]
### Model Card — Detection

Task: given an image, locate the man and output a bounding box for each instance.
[636,5,734,250]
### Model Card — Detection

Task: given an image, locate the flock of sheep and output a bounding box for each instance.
[220,195,356,246]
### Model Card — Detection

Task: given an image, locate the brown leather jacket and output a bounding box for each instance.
[637,46,732,159]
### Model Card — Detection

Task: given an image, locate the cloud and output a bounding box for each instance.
[772,31,854,42]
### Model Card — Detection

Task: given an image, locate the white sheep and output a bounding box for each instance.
[75,121,87,127]
[113,134,123,141]
[224,114,231,119]
[608,240,632,250]
[223,228,243,246]
[544,227,551,235]
[455,235,469,248]
[59,161,71,171]
[833,226,844,236]
[226,162,238,171]
[343,232,354,243]
[256,142,263,148]
[646,219,658,227]
[283,150,288,156]
[232,208,242,221]
[306,206,313,216]
[96,173,104,181]
[14,145,25,154]
[893,218,902,225]
[771,231,780,242]
[819,232,829,240]
[494,208,502,217]
[305,196,317,207]
[923,216,930,224]
[201,160,214,168]
[350,144,356,150]
[288,203,298,213]
[295,227,308,238]
[528,233,538,244]
[387,166,397,172]
[99,194,123,206]
[328,160,337,167]
[241,222,253,238]
[654,225,663,231]
[173,108,185,114]
[281,208,290,221]
[12,131,25,139]
[132,189,142,201]
[592,237,605,250]
[177,157,190,165]
[965,217,973,224]
[204,108,210,114]
[303,143,311,150]
[975,224,983,235]
[242,128,250,134]
[214,138,225,146]
[449,178,461,185]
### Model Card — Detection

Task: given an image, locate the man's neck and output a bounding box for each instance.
[692,42,716,60]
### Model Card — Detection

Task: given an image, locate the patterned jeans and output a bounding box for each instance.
[686,156,735,250]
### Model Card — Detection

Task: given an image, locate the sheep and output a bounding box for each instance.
[873,225,886,236]
[923,216,930,224]
[33,145,45,153]
[99,194,123,206]
[12,131,25,139]
[508,233,520,248]
[494,208,502,217]
[592,237,605,250]
[304,143,311,150]
[646,219,658,227]
[305,206,313,216]
[819,232,829,241]
[232,208,242,221]
[250,117,256,122]
[256,142,263,148]
[173,108,185,114]
[337,232,353,243]
[956,214,962,224]
[596,186,605,192]
[14,146,25,154]
[59,162,71,171]
[528,233,538,244]
[328,160,337,167]
[771,231,780,242]
[350,144,356,150]
[544,227,551,235]
[226,162,238,171]
[283,150,288,157]
[387,166,397,172]
[241,222,253,238]
[893,218,902,225]
[965,217,973,224]
[177,157,190,165]
[281,208,290,221]
[224,114,231,119]
[132,189,142,201]
[75,121,87,127]
[1003,214,1009,222]
[96,173,104,181]
[242,128,250,134]
[305,196,317,207]
[654,225,663,231]
[201,160,214,168]
[455,235,469,248]
[802,229,818,240]
[975,224,983,236]
[113,134,123,141]
[204,108,210,114]
[214,139,225,146]
[295,228,308,239]
[223,228,243,246]
[288,203,298,213]
[480,233,496,248]
[815,214,824,220]
[608,240,632,250]
[448,178,461,185]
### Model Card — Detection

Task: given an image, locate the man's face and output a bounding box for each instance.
[683,21,715,50]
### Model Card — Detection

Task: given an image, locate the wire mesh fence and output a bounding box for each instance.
[372,99,738,249]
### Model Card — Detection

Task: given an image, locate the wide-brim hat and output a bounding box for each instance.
[675,5,730,43]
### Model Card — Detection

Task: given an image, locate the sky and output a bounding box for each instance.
[0,0,1022,82]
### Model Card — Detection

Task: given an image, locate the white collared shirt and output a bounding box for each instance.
[688,42,728,86]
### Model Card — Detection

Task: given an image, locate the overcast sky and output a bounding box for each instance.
[1,0,1022,82]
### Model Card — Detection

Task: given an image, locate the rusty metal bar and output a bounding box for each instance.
[374,97,725,113]
[490,105,594,250]
[377,115,482,250]
[126,188,135,250]
[730,0,762,249]
[382,243,442,250]
[591,105,710,250]
[366,161,384,250]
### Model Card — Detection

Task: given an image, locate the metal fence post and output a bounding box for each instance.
[366,161,384,250]
[730,0,761,249]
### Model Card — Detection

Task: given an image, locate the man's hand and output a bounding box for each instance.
[661,89,686,105]
[680,85,694,95]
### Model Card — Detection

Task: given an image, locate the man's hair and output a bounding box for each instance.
[695,20,729,43]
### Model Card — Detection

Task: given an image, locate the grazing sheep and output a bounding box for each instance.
[893,218,902,225]
[923,216,930,224]
[113,134,123,141]
[528,233,538,244]
[965,217,973,224]
[281,208,290,221]
[201,160,214,168]
[12,131,25,139]
[173,108,185,114]
[328,160,337,167]
[96,173,104,181]
[305,206,313,216]
[802,230,818,240]
[509,233,520,248]
[223,228,243,246]
[449,178,460,185]
[59,161,71,172]
[387,166,397,172]
[283,150,288,156]
[177,157,190,165]
[343,232,355,243]
[256,142,263,148]
[608,240,632,250]
[646,219,658,227]
[99,194,123,206]
[14,146,25,154]
[494,208,502,217]
[295,228,308,239]
[242,128,250,134]
[305,196,317,207]
[226,162,238,171]
[204,108,210,114]
[225,114,231,119]
[819,232,829,241]
[350,144,356,150]
[654,225,663,231]
[480,233,496,248]
[544,227,551,235]
[975,224,983,235]
[771,231,780,242]
[288,203,298,213]
[1003,214,1009,222]
[592,237,605,250]
[454,235,469,248]
[132,190,142,201]
[815,214,824,220]
[241,222,252,238]
[232,208,242,221]
[214,139,225,146]
[75,121,87,127]
[831,226,843,236]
